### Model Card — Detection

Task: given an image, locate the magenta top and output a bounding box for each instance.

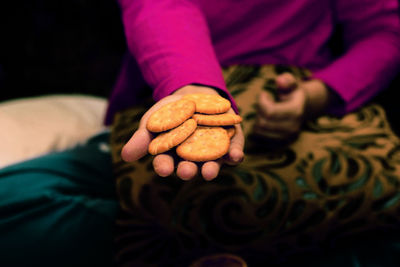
[105,0,400,124]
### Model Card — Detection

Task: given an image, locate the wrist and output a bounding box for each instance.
[173,84,219,96]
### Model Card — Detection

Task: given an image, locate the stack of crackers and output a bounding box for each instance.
[147,94,242,162]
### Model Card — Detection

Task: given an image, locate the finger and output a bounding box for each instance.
[276,73,298,101]
[258,90,304,120]
[258,91,277,119]
[255,115,298,133]
[121,128,153,162]
[223,108,245,165]
[152,154,175,177]
[121,104,156,162]
[273,88,306,116]
[276,72,297,91]
[227,124,245,164]
[258,91,292,120]
[201,161,222,181]
[253,129,286,139]
[177,161,198,180]
[253,123,292,140]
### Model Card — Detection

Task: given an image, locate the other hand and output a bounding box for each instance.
[254,72,332,139]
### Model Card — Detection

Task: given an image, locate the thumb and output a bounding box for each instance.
[121,106,155,162]
[121,128,153,162]
[276,72,297,95]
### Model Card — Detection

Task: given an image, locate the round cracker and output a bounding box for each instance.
[176,126,230,162]
[192,113,242,126]
[183,94,231,114]
[148,119,197,155]
[147,99,195,132]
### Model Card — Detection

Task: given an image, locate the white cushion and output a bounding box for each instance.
[0,94,108,168]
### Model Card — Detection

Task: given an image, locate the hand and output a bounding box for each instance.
[254,72,332,139]
[121,85,245,181]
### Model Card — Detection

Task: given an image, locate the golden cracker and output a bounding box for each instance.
[183,93,231,114]
[146,99,195,132]
[148,119,197,155]
[192,113,242,126]
[176,126,230,162]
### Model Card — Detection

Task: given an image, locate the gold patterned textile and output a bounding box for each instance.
[110,65,400,266]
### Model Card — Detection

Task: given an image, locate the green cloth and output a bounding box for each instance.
[0,132,118,267]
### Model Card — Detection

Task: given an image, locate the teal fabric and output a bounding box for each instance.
[0,132,118,267]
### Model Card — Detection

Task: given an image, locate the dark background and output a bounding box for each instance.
[0,0,399,135]
[0,0,126,102]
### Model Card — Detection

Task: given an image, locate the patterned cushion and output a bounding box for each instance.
[110,65,400,266]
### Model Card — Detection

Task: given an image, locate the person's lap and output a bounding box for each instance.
[0,131,118,267]
[110,65,400,266]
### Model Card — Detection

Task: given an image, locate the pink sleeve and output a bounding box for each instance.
[117,0,237,111]
[312,0,400,115]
